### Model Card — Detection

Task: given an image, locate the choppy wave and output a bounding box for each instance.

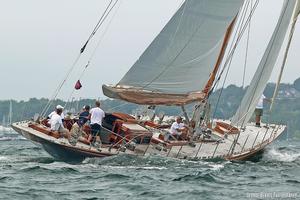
[208,163,226,171]
[20,165,80,174]
[0,131,25,141]
[83,154,177,167]
[0,136,26,141]
[26,157,56,164]
[0,126,13,132]
[173,172,218,182]
[1,131,300,200]
[0,155,9,161]
[82,154,228,172]
[101,173,131,179]
[286,179,300,184]
[263,147,300,162]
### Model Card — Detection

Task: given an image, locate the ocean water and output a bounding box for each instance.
[0,131,300,200]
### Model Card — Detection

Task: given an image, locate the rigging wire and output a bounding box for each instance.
[236,0,253,126]
[80,0,114,53]
[40,0,118,117]
[86,0,120,70]
[229,0,255,155]
[106,102,130,112]
[64,0,120,109]
[211,1,250,93]
[238,0,290,127]
[211,0,259,119]
[269,11,299,112]
[211,0,250,117]
[212,0,259,92]
[40,54,81,117]
[230,0,294,155]
[267,4,300,125]
[242,1,252,89]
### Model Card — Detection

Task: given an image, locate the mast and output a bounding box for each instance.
[203,17,237,96]
[9,100,12,125]
[2,116,6,127]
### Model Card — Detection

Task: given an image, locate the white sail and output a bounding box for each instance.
[295,0,300,18]
[114,0,244,94]
[231,0,297,126]
[270,0,300,111]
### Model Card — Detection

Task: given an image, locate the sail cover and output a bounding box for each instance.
[103,0,244,105]
[231,0,297,126]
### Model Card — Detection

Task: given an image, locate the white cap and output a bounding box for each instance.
[56,105,64,110]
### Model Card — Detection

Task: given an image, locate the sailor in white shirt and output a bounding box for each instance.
[49,107,69,138]
[90,107,105,126]
[88,101,105,147]
[255,94,271,127]
[167,116,187,140]
[49,112,63,131]
[256,94,265,110]
[48,105,65,119]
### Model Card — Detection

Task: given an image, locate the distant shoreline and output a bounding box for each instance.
[1,81,300,139]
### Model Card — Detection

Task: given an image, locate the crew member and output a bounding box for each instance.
[88,101,105,147]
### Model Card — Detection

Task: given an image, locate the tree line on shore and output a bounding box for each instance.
[1,78,300,139]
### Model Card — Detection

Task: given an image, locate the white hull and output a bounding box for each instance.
[12,121,285,161]
[143,121,285,160]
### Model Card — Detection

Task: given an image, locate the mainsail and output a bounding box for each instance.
[103,0,244,105]
[231,0,298,126]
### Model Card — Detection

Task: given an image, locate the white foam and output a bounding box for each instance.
[82,158,168,170]
[209,164,224,171]
[266,148,300,162]
[133,166,167,170]
[104,165,167,170]
[0,137,11,141]
[0,156,9,161]
[0,136,26,141]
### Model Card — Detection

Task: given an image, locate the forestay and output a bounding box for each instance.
[231,0,298,126]
[103,0,244,105]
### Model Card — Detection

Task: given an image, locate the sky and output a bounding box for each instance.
[0,0,299,101]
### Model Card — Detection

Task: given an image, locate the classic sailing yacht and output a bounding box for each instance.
[12,0,300,162]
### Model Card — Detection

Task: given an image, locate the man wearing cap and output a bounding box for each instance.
[48,105,65,119]
[49,106,70,139]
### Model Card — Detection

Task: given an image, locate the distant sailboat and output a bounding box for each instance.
[0,116,7,132]
[0,100,13,132]
[12,0,300,162]
[8,99,12,126]
[2,116,6,127]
